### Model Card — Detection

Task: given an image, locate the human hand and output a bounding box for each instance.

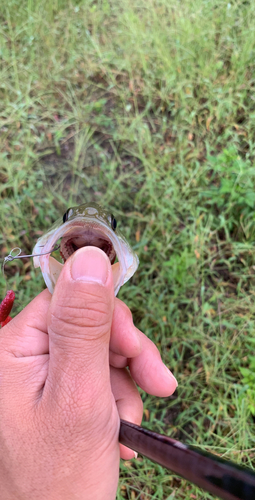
[0,247,177,500]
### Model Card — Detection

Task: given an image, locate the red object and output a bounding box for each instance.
[0,290,15,325]
[1,316,12,327]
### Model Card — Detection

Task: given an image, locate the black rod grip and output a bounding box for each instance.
[119,420,255,500]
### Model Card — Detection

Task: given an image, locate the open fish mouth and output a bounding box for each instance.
[60,225,116,264]
[33,203,139,296]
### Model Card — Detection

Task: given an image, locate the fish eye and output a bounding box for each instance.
[111,214,117,231]
[63,208,74,223]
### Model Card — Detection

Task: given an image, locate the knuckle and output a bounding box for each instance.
[117,298,133,321]
[123,303,133,323]
[113,299,134,330]
[51,301,109,327]
[50,289,112,337]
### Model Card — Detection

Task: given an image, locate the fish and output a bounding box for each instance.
[32,202,139,296]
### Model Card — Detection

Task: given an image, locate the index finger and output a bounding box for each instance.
[1,289,51,357]
[129,330,178,397]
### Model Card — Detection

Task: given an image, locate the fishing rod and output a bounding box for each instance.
[119,420,255,500]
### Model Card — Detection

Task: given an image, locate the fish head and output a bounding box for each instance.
[33,203,139,296]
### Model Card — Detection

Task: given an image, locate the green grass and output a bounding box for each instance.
[1,0,255,498]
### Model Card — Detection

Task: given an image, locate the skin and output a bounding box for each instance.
[0,246,177,500]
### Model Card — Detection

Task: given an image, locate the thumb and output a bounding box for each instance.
[45,246,115,424]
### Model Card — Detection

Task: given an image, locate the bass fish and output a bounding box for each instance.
[32,203,139,295]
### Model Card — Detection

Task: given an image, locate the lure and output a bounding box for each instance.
[0,290,15,326]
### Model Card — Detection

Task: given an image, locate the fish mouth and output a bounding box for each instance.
[33,203,139,297]
[34,218,125,295]
[59,226,117,264]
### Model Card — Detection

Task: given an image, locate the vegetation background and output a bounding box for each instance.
[1,0,255,498]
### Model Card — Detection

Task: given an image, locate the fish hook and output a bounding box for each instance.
[2,245,60,282]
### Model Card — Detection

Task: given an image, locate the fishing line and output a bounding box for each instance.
[1,245,60,290]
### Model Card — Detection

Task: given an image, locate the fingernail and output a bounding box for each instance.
[71,247,110,284]
[164,364,178,387]
[133,451,138,459]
